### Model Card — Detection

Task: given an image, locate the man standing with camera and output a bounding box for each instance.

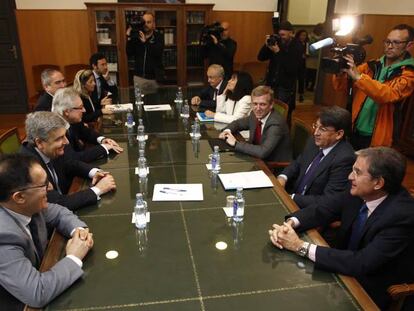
[201,21,237,80]
[333,24,414,149]
[126,12,164,94]
[258,21,303,125]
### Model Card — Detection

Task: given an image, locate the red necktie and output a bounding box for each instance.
[254,119,262,144]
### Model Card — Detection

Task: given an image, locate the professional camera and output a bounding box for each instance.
[266,34,282,46]
[128,16,146,39]
[200,22,224,45]
[313,35,373,74]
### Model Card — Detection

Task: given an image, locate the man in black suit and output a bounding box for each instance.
[52,87,123,163]
[277,106,355,208]
[34,69,66,112]
[191,64,227,110]
[20,111,116,211]
[90,53,118,104]
[269,147,414,309]
[219,85,292,162]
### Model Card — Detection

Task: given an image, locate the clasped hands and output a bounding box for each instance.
[66,228,94,260]
[218,130,236,146]
[268,220,304,252]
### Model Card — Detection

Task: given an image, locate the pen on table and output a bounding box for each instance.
[162,187,187,192]
[160,190,183,195]
[145,106,161,110]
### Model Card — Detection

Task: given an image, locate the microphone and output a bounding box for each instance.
[309,37,334,53]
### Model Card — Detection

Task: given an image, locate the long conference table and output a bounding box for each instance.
[32,87,378,310]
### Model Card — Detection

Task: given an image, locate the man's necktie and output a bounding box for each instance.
[47,162,62,194]
[213,88,218,101]
[28,214,44,261]
[97,76,105,99]
[253,119,262,145]
[295,149,324,195]
[348,203,369,250]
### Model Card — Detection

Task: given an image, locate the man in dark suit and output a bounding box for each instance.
[34,69,66,112]
[191,64,227,110]
[52,87,123,163]
[269,147,414,309]
[277,106,355,208]
[90,53,118,104]
[0,153,93,309]
[219,85,291,162]
[20,111,116,211]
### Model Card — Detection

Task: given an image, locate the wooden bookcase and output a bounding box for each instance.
[85,2,214,87]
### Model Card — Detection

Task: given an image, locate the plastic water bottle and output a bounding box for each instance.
[138,149,148,177]
[134,193,147,229]
[233,187,245,222]
[135,86,143,105]
[137,118,145,142]
[192,118,200,138]
[126,110,134,127]
[181,99,190,118]
[176,86,183,104]
[211,145,221,172]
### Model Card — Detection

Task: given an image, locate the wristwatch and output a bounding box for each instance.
[296,242,310,257]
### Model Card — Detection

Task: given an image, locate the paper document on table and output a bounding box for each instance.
[218,170,273,190]
[107,103,133,112]
[152,184,204,201]
[144,104,172,111]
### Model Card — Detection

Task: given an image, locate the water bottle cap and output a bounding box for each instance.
[136,193,143,199]
[138,118,143,124]
[214,145,219,151]
[236,187,243,192]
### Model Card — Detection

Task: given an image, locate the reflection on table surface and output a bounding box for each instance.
[41,86,375,311]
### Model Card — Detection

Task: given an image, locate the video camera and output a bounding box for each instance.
[266,34,282,46]
[128,15,146,39]
[200,22,224,45]
[310,35,373,74]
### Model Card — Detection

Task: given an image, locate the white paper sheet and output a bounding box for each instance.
[107,103,133,112]
[144,104,172,111]
[218,170,273,190]
[152,184,203,201]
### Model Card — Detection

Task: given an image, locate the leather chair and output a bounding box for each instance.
[273,99,289,121]
[0,127,21,154]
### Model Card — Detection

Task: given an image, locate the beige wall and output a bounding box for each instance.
[335,0,414,15]
[288,0,328,25]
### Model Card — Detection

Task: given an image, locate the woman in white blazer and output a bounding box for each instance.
[204,71,253,123]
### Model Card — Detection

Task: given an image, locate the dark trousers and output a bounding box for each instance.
[298,65,306,95]
[351,131,372,150]
[306,68,317,91]
[276,85,296,126]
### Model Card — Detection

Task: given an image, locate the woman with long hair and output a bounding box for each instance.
[73,69,113,122]
[204,71,253,123]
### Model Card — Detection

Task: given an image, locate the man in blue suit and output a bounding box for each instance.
[269,147,414,309]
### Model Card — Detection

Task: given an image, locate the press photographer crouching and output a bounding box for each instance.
[257,21,303,125]
[331,24,414,149]
[201,21,237,80]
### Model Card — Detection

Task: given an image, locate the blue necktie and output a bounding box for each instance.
[348,203,369,250]
[295,149,324,195]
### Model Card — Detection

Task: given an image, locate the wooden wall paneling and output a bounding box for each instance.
[15,10,91,98]
[210,11,274,64]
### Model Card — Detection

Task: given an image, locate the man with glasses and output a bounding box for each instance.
[191,64,227,110]
[269,147,414,309]
[0,154,93,308]
[333,24,414,149]
[20,111,116,211]
[34,69,67,112]
[52,87,123,163]
[277,106,355,209]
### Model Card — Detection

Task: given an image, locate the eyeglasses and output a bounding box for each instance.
[383,39,408,47]
[71,106,84,111]
[14,180,49,193]
[312,123,337,133]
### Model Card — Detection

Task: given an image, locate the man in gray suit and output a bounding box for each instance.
[219,85,292,162]
[0,154,93,309]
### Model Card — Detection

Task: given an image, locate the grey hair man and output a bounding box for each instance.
[52,88,123,162]
[34,69,67,112]
[20,111,116,210]
[191,64,227,109]
[277,105,355,208]
[0,153,93,308]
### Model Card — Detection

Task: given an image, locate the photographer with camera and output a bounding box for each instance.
[201,21,237,80]
[332,24,414,149]
[257,21,303,124]
[126,12,164,94]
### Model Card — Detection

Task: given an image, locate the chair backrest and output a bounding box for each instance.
[290,118,313,159]
[32,64,61,95]
[64,63,90,86]
[240,61,267,86]
[273,99,289,121]
[0,127,21,154]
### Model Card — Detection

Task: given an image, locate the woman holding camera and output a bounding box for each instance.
[73,69,113,123]
[204,71,253,123]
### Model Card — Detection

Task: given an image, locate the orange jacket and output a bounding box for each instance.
[332,59,414,147]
